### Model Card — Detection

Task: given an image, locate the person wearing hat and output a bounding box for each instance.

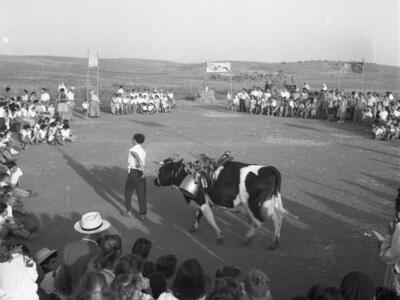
[55,212,110,296]
[35,247,60,296]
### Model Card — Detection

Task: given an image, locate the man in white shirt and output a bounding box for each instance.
[122,133,147,219]
[40,88,50,103]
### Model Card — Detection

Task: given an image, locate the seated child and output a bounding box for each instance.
[374,124,387,140]
[60,124,76,142]
[0,202,37,240]
[20,124,34,145]
[47,122,64,145]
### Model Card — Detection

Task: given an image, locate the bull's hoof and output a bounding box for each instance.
[216,234,224,244]
[268,241,279,251]
[190,225,198,233]
[243,237,253,245]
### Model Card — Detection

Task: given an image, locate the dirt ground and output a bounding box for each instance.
[16,102,399,299]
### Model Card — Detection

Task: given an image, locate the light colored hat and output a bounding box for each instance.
[35,247,58,265]
[74,212,111,234]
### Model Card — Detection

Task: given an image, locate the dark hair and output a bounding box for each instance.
[40,124,47,130]
[149,271,167,299]
[308,285,329,300]
[63,123,70,130]
[316,287,343,300]
[91,234,122,271]
[210,277,242,300]
[172,258,206,300]
[375,286,399,300]
[131,238,152,259]
[143,260,156,278]
[215,265,240,279]
[156,254,178,279]
[0,202,6,214]
[5,161,17,169]
[114,254,144,277]
[340,272,375,300]
[133,133,145,144]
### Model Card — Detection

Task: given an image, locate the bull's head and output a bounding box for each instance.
[154,158,185,187]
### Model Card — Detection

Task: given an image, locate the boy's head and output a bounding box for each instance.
[133,133,145,145]
[35,247,59,273]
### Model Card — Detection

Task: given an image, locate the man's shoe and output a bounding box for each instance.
[121,210,133,217]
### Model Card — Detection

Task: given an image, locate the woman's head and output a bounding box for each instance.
[114,254,144,277]
[172,258,206,300]
[340,271,375,300]
[92,234,122,270]
[111,273,141,300]
[149,271,167,299]
[243,269,271,300]
[131,237,152,259]
[76,271,108,300]
[156,254,178,279]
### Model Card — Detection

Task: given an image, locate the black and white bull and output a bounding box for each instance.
[154,158,293,250]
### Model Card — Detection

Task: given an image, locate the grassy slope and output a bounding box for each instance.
[0,55,399,104]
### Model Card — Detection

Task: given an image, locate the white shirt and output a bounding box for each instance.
[128,144,146,171]
[7,168,23,186]
[0,253,39,300]
[40,93,50,102]
[0,107,5,119]
[66,91,74,101]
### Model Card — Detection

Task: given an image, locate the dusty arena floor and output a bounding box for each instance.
[17,102,399,299]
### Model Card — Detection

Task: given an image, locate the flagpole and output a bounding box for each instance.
[96,52,99,96]
[86,49,90,119]
[361,58,365,93]
[204,61,207,91]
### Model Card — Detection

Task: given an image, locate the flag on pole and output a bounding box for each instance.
[88,55,98,68]
[206,62,231,73]
[338,62,351,73]
[350,61,364,73]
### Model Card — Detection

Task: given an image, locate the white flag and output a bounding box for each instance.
[88,55,98,68]
[206,62,231,73]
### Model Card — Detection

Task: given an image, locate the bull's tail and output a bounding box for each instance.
[274,192,299,220]
[269,166,281,196]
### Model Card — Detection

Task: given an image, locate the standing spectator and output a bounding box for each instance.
[55,212,111,296]
[66,87,75,110]
[122,133,147,219]
[89,90,101,118]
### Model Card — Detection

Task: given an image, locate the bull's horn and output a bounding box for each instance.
[153,160,164,165]
[172,154,181,161]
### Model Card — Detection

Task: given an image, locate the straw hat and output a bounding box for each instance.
[74,212,110,234]
[35,247,58,265]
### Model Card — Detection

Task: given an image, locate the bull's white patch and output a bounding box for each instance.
[234,165,263,208]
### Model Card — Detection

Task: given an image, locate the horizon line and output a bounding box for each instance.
[0,54,398,68]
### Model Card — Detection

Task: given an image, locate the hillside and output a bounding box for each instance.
[0,55,399,103]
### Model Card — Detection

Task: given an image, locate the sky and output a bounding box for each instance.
[0,0,399,66]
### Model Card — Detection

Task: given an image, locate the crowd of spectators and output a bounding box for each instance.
[227,83,400,141]
[110,86,175,115]
[0,208,396,300]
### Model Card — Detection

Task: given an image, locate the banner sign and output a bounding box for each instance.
[88,55,98,68]
[206,62,231,73]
